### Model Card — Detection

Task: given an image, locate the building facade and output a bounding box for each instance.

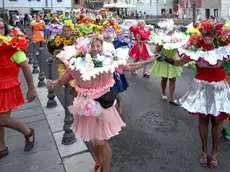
[0,0,72,14]
[221,0,230,19]
[178,0,221,20]
[114,0,174,15]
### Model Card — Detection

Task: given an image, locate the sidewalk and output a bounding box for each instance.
[0,66,95,171]
[0,71,65,172]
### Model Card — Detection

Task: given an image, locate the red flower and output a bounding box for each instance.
[200,43,214,51]
[216,24,224,30]
[10,37,18,44]
[16,39,28,50]
[11,29,20,35]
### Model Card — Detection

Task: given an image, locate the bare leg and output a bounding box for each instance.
[211,116,222,155]
[102,141,112,172]
[0,127,5,151]
[161,77,168,97]
[115,94,122,115]
[169,78,176,101]
[199,115,209,167]
[0,111,30,136]
[132,58,139,74]
[209,116,223,168]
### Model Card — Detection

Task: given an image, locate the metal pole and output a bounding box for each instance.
[3,0,5,11]
[46,57,57,108]
[62,83,76,145]
[37,47,46,87]
[192,0,196,27]
[32,42,39,74]
[28,38,34,64]
[156,0,159,20]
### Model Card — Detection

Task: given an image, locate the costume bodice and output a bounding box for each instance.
[0,47,20,89]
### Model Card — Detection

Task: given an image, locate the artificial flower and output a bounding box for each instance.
[85,54,92,63]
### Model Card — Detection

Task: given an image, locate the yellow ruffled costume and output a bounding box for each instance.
[56,20,75,87]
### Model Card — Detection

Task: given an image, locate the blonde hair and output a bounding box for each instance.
[138,20,145,26]
[90,34,103,46]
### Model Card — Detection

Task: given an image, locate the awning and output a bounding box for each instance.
[103,2,136,8]
[31,8,43,11]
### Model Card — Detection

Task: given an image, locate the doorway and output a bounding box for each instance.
[205,9,210,19]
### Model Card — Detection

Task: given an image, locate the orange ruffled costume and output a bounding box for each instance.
[0,30,28,112]
[31,20,45,42]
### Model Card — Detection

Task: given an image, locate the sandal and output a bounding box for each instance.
[209,154,219,169]
[24,128,35,152]
[95,163,103,172]
[132,70,138,75]
[0,147,8,159]
[169,100,179,106]
[199,152,208,168]
[161,95,168,101]
[143,72,150,78]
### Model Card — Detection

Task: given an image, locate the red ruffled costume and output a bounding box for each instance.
[0,31,28,113]
[129,24,151,60]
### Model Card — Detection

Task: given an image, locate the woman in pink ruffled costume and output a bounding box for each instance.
[129,20,151,77]
[47,35,156,172]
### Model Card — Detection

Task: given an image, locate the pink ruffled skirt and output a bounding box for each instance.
[69,101,126,142]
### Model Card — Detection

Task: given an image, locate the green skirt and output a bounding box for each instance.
[150,60,183,78]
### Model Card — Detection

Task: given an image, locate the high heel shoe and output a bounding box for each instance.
[95,163,103,172]
[209,154,219,169]
[199,152,208,168]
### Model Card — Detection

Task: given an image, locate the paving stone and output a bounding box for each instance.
[63,152,95,172]
[11,107,44,119]
[53,131,88,158]
[46,111,65,133]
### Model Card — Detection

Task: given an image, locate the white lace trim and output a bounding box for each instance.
[178,45,230,65]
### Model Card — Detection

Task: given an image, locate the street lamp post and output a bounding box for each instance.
[156,0,159,19]
[192,0,196,26]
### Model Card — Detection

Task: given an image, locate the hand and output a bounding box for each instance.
[27,87,36,103]
[156,54,167,62]
[46,79,57,90]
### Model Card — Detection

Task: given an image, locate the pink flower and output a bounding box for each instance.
[84,101,92,116]
[85,62,95,71]
[75,37,91,54]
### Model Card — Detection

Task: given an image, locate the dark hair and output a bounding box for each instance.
[0,18,10,36]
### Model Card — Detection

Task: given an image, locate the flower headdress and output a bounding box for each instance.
[184,20,230,51]
[0,29,28,51]
[158,19,174,32]
[64,20,74,30]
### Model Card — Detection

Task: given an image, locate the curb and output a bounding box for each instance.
[28,64,95,172]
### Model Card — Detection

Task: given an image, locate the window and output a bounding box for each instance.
[75,0,80,4]
[9,0,17,1]
[214,9,218,17]
[57,0,62,2]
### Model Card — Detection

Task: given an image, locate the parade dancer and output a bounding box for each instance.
[150,20,189,105]
[0,19,36,159]
[129,20,151,77]
[47,35,156,172]
[31,15,45,52]
[103,27,132,114]
[47,20,77,97]
[157,20,230,168]
[48,17,63,40]
[43,14,51,41]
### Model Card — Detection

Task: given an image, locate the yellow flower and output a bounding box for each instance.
[54,36,62,47]
[64,20,74,30]
[0,35,8,42]
[85,54,92,63]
